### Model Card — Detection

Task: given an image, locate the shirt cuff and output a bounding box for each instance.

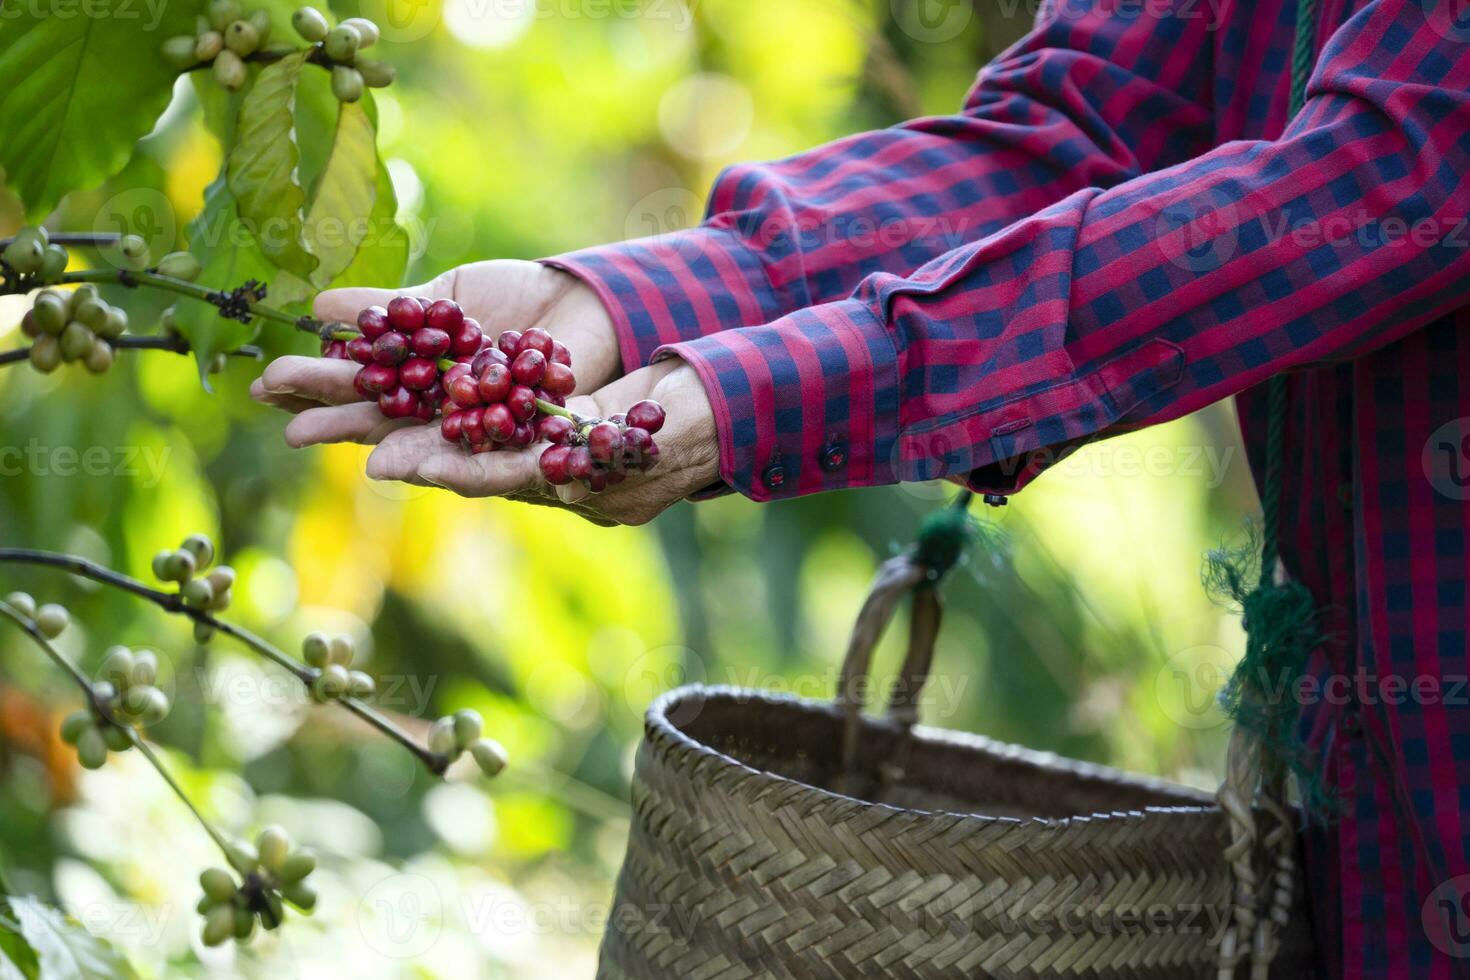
[542,226,801,376]
[653,299,902,502]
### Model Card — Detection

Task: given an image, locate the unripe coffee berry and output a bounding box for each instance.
[342,16,379,46]
[35,604,69,638]
[4,592,37,619]
[214,50,247,90]
[157,251,203,281]
[181,533,215,568]
[28,335,61,373]
[291,5,329,42]
[358,59,396,88]
[331,65,363,103]
[162,34,199,68]
[470,738,508,777]
[195,30,224,60]
[324,23,360,61]
[84,341,114,375]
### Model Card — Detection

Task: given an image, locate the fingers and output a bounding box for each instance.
[414,440,546,497]
[256,356,362,406]
[284,403,413,447]
[249,377,327,414]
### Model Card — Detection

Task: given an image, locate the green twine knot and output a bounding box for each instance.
[1204,533,1333,811]
[915,504,975,579]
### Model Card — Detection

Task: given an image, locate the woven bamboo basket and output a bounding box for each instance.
[598,552,1316,979]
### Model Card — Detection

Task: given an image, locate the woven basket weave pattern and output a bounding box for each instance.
[597,689,1315,979]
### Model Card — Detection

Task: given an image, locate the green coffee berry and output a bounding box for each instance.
[161,306,179,337]
[214,49,246,90]
[181,533,215,568]
[331,65,363,103]
[3,238,43,274]
[194,621,217,644]
[279,850,315,884]
[73,297,108,330]
[202,903,235,946]
[28,335,61,374]
[470,738,508,777]
[132,650,159,685]
[68,283,98,308]
[118,234,149,266]
[262,892,284,931]
[206,566,236,594]
[38,244,68,282]
[76,726,108,769]
[327,633,354,666]
[224,20,259,55]
[249,9,272,45]
[60,710,91,744]
[156,251,202,281]
[207,0,239,31]
[200,867,236,903]
[32,292,66,335]
[162,34,199,69]
[35,604,69,638]
[341,17,379,47]
[195,30,224,61]
[282,881,317,912]
[100,646,134,686]
[347,670,375,698]
[208,352,229,375]
[323,25,360,63]
[232,905,255,941]
[301,632,330,668]
[20,311,38,339]
[59,323,94,362]
[83,341,114,376]
[452,709,482,749]
[357,59,396,88]
[4,591,37,619]
[428,717,457,756]
[165,549,197,583]
[98,306,127,340]
[101,723,133,752]
[182,578,215,609]
[256,826,289,872]
[291,6,329,42]
[312,663,348,701]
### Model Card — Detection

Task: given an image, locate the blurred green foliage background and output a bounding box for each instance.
[0,0,1258,974]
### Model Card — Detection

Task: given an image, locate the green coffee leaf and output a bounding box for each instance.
[175,176,275,382]
[0,0,193,221]
[331,162,407,291]
[226,50,317,279]
[1,898,136,980]
[304,100,378,287]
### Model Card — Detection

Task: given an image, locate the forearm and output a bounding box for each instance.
[546,0,1216,374]
[664,0,1470,500]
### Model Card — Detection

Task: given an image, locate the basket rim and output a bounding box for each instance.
[645,683,1219,826]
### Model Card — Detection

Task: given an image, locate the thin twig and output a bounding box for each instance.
[0,549,448,775]
[0,600,234,859]
[0,336,263,367]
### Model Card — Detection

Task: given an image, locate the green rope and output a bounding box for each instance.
[1206,0,1331,810]
[914,490,977,581]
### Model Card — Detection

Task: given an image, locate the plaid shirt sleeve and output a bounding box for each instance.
[542,0,1215,376]
[659,0,1470,502]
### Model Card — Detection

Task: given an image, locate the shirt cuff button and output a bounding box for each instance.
[819,439,847,472]
[761,461,787,491]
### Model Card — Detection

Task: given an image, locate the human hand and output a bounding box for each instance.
[253,350,719,526]
[250,259,622,420]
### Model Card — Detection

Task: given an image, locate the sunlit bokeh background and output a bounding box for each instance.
[0,0,1258,975]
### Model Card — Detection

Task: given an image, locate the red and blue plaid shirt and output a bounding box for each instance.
[549,0,1470,972]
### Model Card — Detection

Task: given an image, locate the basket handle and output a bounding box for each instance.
[834,553,942,771]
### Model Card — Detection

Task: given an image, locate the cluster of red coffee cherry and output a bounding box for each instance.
[323,296,666,490]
